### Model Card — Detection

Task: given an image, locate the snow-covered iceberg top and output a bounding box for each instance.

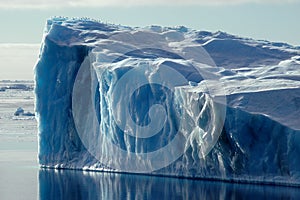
[35,17,300,186]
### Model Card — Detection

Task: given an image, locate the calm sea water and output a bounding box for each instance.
[1,154,300,200]
[40,169,300,200]
[1,81,300,199]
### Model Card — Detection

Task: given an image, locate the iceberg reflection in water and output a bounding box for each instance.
[39,169,300,199]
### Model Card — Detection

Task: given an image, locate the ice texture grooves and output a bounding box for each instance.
[35,17,300,186]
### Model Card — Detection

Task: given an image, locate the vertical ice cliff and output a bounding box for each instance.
[35,17,300,186]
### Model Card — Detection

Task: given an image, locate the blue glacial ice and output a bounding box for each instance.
[35,17,300,186]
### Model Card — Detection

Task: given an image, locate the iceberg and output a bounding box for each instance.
[35,17,300,186]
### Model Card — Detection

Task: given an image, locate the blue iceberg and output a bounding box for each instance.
[35,17,300,186]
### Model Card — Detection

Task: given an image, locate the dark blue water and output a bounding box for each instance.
[39,169,300,200]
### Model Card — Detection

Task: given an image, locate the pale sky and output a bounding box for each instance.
[0,0,299,80]
[0,44,39,80]
[0,0,299,8]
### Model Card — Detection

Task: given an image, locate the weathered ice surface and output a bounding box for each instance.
[35,17,300,186]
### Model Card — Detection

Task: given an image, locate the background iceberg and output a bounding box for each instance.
[35,17,300,186]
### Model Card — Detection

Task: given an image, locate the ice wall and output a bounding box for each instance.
[35,17,300,186]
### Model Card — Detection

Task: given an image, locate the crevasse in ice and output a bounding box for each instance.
[35,17,300,186]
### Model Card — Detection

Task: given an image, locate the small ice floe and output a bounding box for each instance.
[14,107,35,117]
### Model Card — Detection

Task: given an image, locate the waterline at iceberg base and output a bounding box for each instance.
[35,17,300,186]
